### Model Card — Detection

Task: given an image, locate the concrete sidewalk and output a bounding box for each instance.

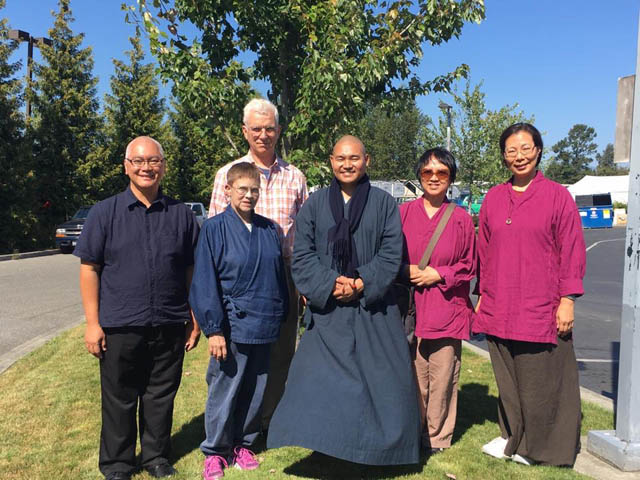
[463,342,638,479]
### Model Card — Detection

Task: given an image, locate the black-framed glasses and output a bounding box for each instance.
[126,156,164,167]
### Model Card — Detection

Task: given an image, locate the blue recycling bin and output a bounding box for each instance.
[578,206,614,228]
[575,193,614,228]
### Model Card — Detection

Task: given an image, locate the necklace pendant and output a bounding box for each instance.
[506,218,512,225]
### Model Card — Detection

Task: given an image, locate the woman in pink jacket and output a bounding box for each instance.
[474,123,586,467]
[400,148,476,454]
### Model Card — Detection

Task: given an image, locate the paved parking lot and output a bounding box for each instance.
[469,227,626,400]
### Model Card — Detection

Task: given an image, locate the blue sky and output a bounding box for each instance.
[4,0,639,154]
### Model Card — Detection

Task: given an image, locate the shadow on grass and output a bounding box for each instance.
[170,412,205,463]
[284,451,424,479]
[453,382,499,443]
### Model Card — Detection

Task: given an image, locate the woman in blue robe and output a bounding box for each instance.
[267,136,420,465]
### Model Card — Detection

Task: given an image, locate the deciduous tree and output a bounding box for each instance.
[425,79,533,206]
[127,0,485,185]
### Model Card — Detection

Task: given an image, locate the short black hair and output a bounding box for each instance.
[499,123,543,166]
[415,147,457,184]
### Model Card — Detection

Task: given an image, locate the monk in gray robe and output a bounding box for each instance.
[267,136,420,465]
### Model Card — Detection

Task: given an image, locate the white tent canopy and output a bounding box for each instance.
[567,175,629,204]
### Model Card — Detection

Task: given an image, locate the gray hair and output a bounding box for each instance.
[125,136,165,158]
[243,98,279,126]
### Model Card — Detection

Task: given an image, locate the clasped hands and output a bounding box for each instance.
[408,265,442,287]
[332,275,364,303]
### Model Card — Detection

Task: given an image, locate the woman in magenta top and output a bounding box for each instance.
[400,147,476,454]
[474,123,586,467]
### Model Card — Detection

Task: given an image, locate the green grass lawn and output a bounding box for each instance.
[0,326,613,480]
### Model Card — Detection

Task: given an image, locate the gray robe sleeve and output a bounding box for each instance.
[292,193,340,309]
[356,192,403,307]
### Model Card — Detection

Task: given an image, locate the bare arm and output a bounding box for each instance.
[80,260,105,358]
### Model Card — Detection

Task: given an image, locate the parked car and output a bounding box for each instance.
[456,194,485,214]
[55,206,92,253]
[185,202,208,227]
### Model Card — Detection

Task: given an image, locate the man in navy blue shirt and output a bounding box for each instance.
[75,136,200,480]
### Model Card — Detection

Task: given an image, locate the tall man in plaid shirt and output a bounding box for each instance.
[208,98,308,431]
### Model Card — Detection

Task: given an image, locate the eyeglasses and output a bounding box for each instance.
[504,145,537,160]
[231,186,260,197]
[420,168,450,182]
[246,125,278,135]
[126,157,164,167]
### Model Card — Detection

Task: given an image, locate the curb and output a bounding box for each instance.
[0,316,85,376]
[462,340,614,412]
[0,249,60,262]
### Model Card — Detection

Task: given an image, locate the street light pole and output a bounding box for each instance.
[438,99,454,199]
[438,100,453,152]
[8,29,52,119]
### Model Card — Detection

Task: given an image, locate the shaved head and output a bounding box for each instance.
[333,135,367,156]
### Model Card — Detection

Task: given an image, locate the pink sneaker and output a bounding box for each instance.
[232,446,259,471]
[203,455,228,480]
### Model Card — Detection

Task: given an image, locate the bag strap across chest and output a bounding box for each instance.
[418,201,457,270]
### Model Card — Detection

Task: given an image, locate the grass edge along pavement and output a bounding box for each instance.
[0,325,613,480]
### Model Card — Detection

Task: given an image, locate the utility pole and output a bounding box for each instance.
[587,12,640,472]
[8,29,52,119]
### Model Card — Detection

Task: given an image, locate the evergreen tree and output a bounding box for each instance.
[544,124,597,184]
[163,96,240,203]
[79,35,168,201]
[595,143,628,176]
[0,1,34,253]
[357,100,427,181]
[29,0,102,243]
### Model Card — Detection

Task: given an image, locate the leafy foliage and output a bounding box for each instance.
[544,124,597,184]
[125,0,485,185]
[29,0,102,241]
[423,80,533,203]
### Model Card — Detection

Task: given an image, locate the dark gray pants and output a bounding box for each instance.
[99,324,185,476]
[487,334,581,467]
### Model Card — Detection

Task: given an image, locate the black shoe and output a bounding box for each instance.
[105,473,131,480]
[145,463,177,478]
